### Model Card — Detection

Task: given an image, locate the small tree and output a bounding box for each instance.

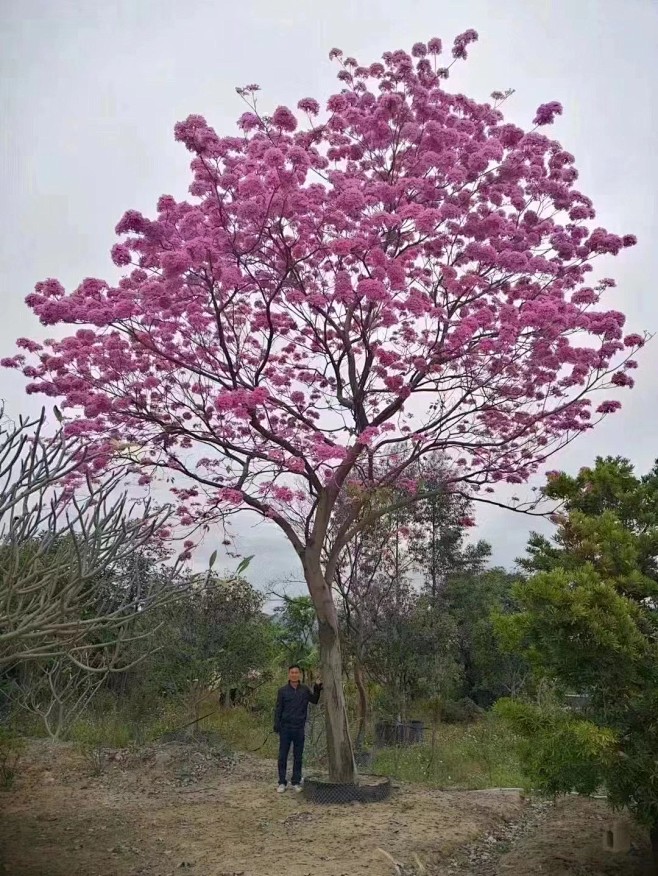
[496,458,658,869]
[272,595,318,672]
[155,573,274,729]
[7,34,641,780]
[367,591,461,722]
[12,657,107,740]
[407,472,487,601]
[0,408,174,668]
[445,566,528,706]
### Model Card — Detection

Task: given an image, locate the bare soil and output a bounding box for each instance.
[0,739,653,876]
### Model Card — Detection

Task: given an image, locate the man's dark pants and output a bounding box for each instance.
[277,726,305,786]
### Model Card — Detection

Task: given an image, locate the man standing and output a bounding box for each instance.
[274,665,322,792]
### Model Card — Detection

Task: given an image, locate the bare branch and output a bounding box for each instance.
[0,406,181,667]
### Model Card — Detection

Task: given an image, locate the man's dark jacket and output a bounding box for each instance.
[274,682,322,732]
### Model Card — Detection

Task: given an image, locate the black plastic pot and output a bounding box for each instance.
[374,720,396,747]
[302,774,392,804]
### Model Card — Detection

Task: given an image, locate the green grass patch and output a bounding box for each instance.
[68,712,134,749]
[9,692,526,793]
[373,716,527,790]
[200,708,526,791]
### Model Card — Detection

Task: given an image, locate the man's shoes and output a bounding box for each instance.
[291,784,303,793]
[277,784,287,793]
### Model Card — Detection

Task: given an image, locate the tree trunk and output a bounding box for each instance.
[651,823,658,875]
[354,659,368,751]
[306,568,356,783]
[431,502,438,601]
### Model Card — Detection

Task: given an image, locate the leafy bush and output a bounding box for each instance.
[494,698,615,796]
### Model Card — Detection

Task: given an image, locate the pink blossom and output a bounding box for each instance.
[297,97,320,115]
[327,94,348,113]
[271,485,295,502]
[115,209,148,235]
[111,244,132,267]
[250,387,270,404]
[157,195,176,212]
[457,516,476,527]
[533,101,563,126]
[36,278,65,298]
[452,29,479,60]
[357,427,379,445]
[160,251,190,275]
[238,112,261,131]
[571,288,598,305]
[384,375,404,392]
[338,189,365,212]
[611,371,634,388]
[16,338,43,353]
[220,489,244,505]
[357,278,389,303]
[597,400,622,414]
[272,106,298,131]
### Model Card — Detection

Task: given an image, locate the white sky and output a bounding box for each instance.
[1,0,656,591]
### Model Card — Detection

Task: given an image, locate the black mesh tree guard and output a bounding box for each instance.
[302,774,392,804]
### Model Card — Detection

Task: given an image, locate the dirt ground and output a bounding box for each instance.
[0,739,653,876]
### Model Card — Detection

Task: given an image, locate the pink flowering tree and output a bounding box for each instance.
[5,32,643,782]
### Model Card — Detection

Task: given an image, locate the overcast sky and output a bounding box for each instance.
[1,0,656,592]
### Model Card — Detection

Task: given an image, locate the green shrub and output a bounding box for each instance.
[79,740,105,775]
[494,698,614,796]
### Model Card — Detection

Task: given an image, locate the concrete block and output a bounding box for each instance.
[602,819,631,854]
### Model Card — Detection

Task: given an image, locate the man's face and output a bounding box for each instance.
[288,667,301,685]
